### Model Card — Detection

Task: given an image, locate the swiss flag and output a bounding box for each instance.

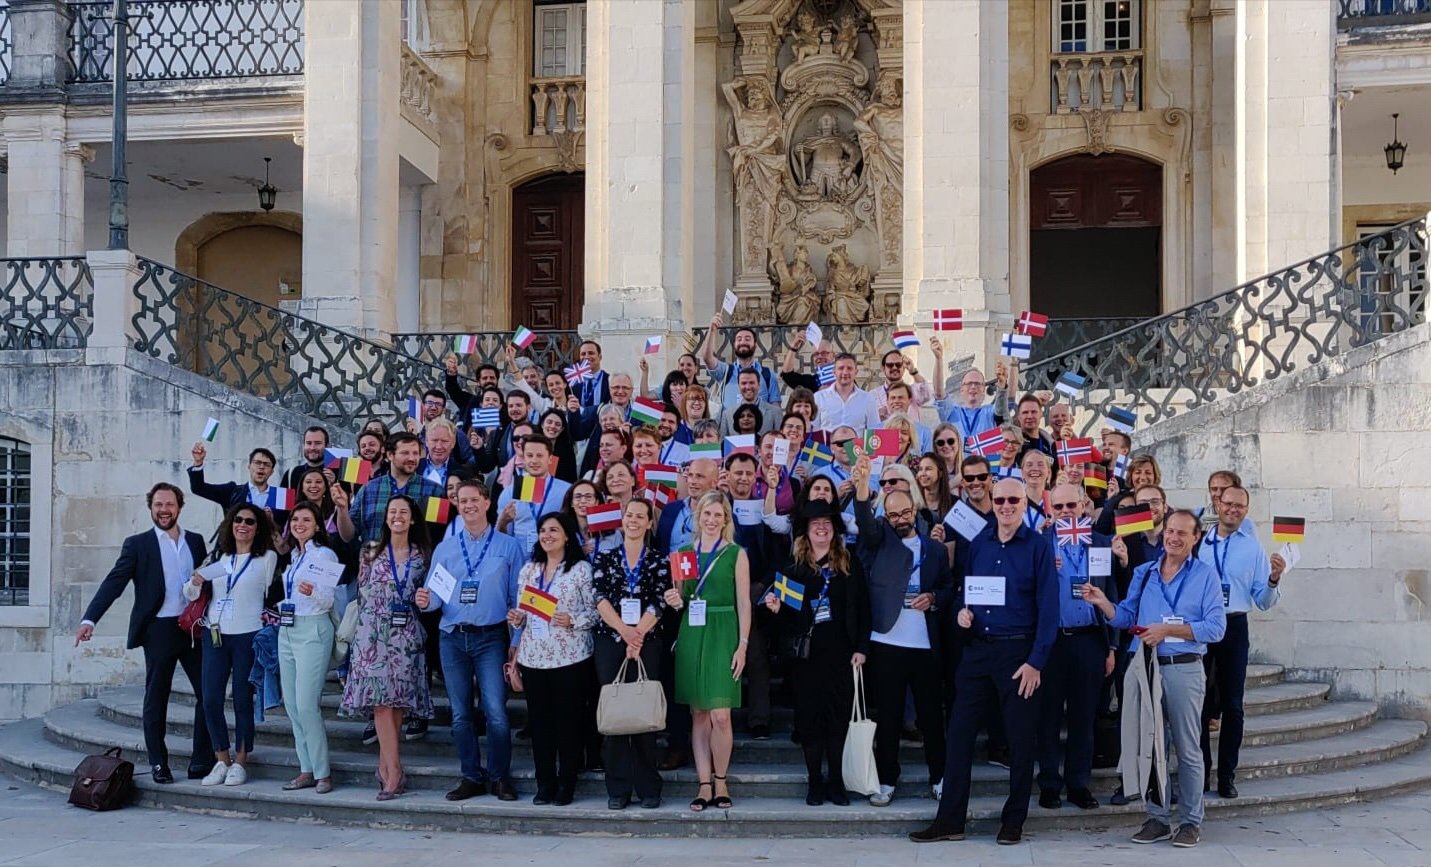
[670,550,698,583]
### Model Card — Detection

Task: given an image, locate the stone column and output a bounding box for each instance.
[6,0,72,96]
[901,0,1009,382]
[299,0,401,337]
[582,0,694,369]
[3,110,73,257]
[85,248,140,363]
[62,143,94,255]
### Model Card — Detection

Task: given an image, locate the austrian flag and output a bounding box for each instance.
[585,502,624,533]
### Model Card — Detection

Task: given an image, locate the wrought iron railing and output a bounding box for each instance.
[0,1,12,86]
[130,258,468,432]
[0,258,94,351]
[1031,317,1149,364]
[691,322,897,390]
[68,0,304,83]
[1023,218,1429,434]
[1337,0,1431,20]
[393,330,582,375]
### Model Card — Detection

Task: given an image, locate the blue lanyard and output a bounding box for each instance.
[387,543,413,597]
[225,554,253,597]
[815,565,833,609]
[956,405,982,436]
[1208,532,1230,587]
[828,464,849,482]
[459,527,494,585]
[1154,556,1191,613]
[693,540,722,598]
[535,562,558,594]
[623,545,645,596]
[284,548,308,599]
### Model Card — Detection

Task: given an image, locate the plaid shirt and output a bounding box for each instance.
[348,474,447,544]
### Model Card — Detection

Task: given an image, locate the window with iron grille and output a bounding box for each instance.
[1055,0,1140,52]
[0,437,31,606]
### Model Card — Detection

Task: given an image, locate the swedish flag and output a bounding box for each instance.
[800,438,834,468]
[773,572,805,610]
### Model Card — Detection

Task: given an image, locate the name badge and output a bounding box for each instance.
[390,601,412,628]
[965,576,1006,607]
[813,600,832,624]
[1070,577,1087,602]
[1222,585,1231,607]
[278,602,296,627]
[688,598,708,627]
[528,617,549,638]
[1161,614,1186,644]
[460,584,478,605]
[620,597,642,625]
[215,597,234,624]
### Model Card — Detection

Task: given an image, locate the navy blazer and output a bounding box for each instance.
[853,497,953,653]
[83,529,207,649]
[187,466,291,529]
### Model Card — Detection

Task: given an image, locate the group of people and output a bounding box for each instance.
[75,315,1291,847]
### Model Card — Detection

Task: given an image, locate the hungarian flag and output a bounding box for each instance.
[518,585,558,622]
[423,496,452,524]
[586,502,624,533]
[630,396,665,427]
[967,427,1006,458]
[1114,504,1155,536]
[686,442,722,462]
[932,308,963,331]
[862,429,901,458]
[516,475,548,503]
[323,448,353,469]
[638,464,680,489]
[772,573,805,610]
[724,434,757,456]
[1016,310,1049,337]
[670,550,698,583]
[266,487,297,511]
[892,329,919,350]
[1055,516,1093,547]
[511,325,537,349]
[1271,516,1306,544]
[337,457,373,485]
[1083,463,1108,491]
[1055,438,1095,466]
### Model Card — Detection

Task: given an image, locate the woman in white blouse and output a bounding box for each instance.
[506,512,597,806]
[185,503,278,788]
[276,502,339,794]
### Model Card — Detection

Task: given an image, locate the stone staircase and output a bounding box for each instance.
[4,663,1431,837]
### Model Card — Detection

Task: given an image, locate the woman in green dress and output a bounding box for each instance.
[662,490,751,812]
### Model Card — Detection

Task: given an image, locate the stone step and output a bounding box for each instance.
[6,712,1431,837]
[62,696,1422,797]
[1245,663,1285,688]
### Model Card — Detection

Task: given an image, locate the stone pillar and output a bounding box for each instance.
[299,0,401,337]
[582,0,694,369]
[902,0,1009,381]
[395,185,422,334]
[3,110,75,257]
[62,143,94,255]
[85,248,140,363]
[6,0,72,95]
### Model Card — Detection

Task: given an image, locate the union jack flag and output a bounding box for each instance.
[564,360,592,387]
[1055,516,1093,547]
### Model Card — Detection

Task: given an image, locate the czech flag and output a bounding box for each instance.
[518,585,558,622]
[512,325,537,349]
[670,550,698,583]
[337,457,373,486]
[516,475,548,503]
[724,434,757,457]
[1271,516,1306,544]
[967,426,1006,458]
[892,329,920,350]
[630,396,665,427]
[932,309,963,331]
[1016,311,1049,337]
[1114,504,1155,536]
[1055,516,1093,547]
[323,448,353,469]
[423,496,452,524]
[772,573,805,610]
[586,502,624,533]
[644,335,662,355]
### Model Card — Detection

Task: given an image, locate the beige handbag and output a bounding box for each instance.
[596,657,667,736]
[330,600,359,668]
[842,665,881,796]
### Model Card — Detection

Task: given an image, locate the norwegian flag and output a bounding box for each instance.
[966,426,1006,458]
[1055,437,1096,467]
[932,308,963,331]
[1055,516,1093,547]
[564,360,592,387]
[1016,311,1049,337]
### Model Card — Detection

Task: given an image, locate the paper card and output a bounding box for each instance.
[733,499,764,526]
[770,437,791,467]
[1088,547,1113,577]
[805,322,823,346]
[196,561,230,582]
[965,575,1006,607]
[425,563,459,604]
[944,500,987,542]
[296,558,345,592]
[722,289,739,314]
[1278,542,1302,571]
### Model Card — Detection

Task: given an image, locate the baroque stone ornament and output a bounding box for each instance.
[1079,107,1113,156]
[824,243,871,323]
[724,74,791,286]
[771,240,822,324]
[792,112,861,200]
[854,71,902,269]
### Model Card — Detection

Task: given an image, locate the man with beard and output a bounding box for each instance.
[699,313,781,412]
[283,426,331,489]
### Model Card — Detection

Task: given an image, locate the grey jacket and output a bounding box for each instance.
[1120,641,1168,806]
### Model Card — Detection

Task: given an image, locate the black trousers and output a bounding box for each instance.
[594,637,663,801]
[1036,629,1106,793]
[520,658,596,795]
[140,617,212,769]
[744,618,772,728]
[1201,612,1250,785]
[936,638,1039,830]
[867,642,946,787]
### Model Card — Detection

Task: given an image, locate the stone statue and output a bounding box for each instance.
[771,240,821,325]
[824,244,871,323]
[792,113,860,199]
[833,14,859,63]
[790,10,824,64]
[723,75,787,210]
[853,74,903,191]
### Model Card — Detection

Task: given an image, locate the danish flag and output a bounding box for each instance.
[932,309,964,331]
[1016,311,1049,337]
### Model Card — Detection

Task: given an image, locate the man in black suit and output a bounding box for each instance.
[188,443,290,529]
[281,425,331,489]
[75,483,213,783]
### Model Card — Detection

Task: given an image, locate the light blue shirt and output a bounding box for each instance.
[668,501,697,552]
[1053,541,1098,629]
[496,475,571,554]
[709,359,781,410]
[1108,555,1227,657]
[937,399,997,441]
[425,524,525,634]
[1196,524,1278,614]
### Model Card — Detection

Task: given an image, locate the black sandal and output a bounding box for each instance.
[711,774,733,809]
[689,780,713,812]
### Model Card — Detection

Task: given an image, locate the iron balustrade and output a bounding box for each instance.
[690,322,897,391]
[0,2,11,85]
[68,0,304,83]
[1337,0,1431,20]
[1022,219,1429,435]
[393,331,582,377]
[0,258,94,351]
[129,257,472,433]
[1031,317,1149,364]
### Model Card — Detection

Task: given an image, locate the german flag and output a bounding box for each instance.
[1114,503,1155,536]
[423,496,452,524]
[1271,516,1306,544]
[518,585,558,622]
[1082,463,1108,491]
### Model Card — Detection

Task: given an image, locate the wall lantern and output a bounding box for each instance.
[1385,113,1407,175]
[258,157,277,211]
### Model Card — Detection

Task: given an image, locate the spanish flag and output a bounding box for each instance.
[1114,503,1155,536]
[518,584,558,622]
[1271,516,1306,544]
[772,573,805,610]
[337,457,373,485]
[516,475,548,503]
[423,496,452,524]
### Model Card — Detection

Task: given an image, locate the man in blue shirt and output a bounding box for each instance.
[495,434,570,554]
[1196,484,1284,800]
[698,313,781,411]
[654,459,719,554]
[1081,509,1227,849]
[913,477,1057,846]
[1035,484,1117,811]
[416,478,524,802]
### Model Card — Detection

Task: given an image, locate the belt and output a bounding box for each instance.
[972,632,1032,644]
[450,622,506,634]
[1226,611,1248,618]
[1057,625,1102,637]
[1158,652,1201,665]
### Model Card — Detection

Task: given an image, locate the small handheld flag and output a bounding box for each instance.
[266,487,298,511]
[686,442,723,462]
[337,457,374,486]
[1016,311,1050,337]
[805,321,823,345]
[771,573,805,610]
[1271,516,1306,544]
[1000,333,1033,360]
[1082,464,1108,491]
[323,447,353,469]
[1055,438,1096,467]
[638,464,681,489]
[932,308,964,331]
[644,335,662,355]
[722,289,739,314]
[516,475,549,503]
[862,429,901,458]
[564,360,592,387]
[630,396,665,427]
[1055,516,1093,547]
[800,438,834,468]
[892,329,920,350]
[423,496,453,524]
[1112,453,1130,481]
[586,502,624,534]
[724,434,756,457]
[644,486,674,507]
[472,407,502,429]
[1055,372,1087,398]
[512,325,537,349]
[1114,504,1155,536]
[406,397,422,422]
[453,334,480,354]
[1104,406,1137,434]
[967,427,1007,458]
[201,417,220,443]
[815,363,835,387]
[518,585,558,621]
[670,550,698,582]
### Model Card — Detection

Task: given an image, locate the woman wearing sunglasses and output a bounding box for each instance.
[931,423,964,490]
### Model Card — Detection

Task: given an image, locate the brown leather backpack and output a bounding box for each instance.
[67,746,135,811]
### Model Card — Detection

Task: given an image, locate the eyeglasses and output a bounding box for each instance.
[249,460,274,469]
[422,399,446,408]
[883,361,904,369]
[879,478,902,488]
[935,438,958,447]
[1137,498,1164,507]
[832,439,853,447]
[572,492,598,501]
[886,509,915,522]
[232,516,258,526]
[1050,501,1080,511]
[512,435,529,443]
[991,496,1023,506]
[962,472,990,482]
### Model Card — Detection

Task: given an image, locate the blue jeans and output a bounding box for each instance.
[438,625,512,783]
[202,629,256,754]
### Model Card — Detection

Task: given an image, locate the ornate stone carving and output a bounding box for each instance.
[824,243,871,323]
[793,112,861,200]
[1079,108,1113,156]
[833,14,860,62]
[771,240,821,324]
[854,72,902,269]
[724,74,790,277]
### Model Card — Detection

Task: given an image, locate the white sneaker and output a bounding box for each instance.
[223,763,247,786]
[200,762,230,787]
[932,780,944,800]
[869,784,895,807]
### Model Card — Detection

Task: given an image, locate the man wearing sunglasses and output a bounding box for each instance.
[874,349,931,420]
[914,477,1056,846]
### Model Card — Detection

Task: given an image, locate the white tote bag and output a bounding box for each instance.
[842,665,881,796]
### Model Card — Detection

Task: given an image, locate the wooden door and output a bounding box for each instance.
[511,173,585,330]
